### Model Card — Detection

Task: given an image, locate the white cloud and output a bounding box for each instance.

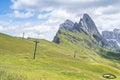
[2,0,119,41]
[1,8,78,40]
[38,13,50,19]
[94,5,120,16]
[11,0,40,10]
[24,22,33,27]
[0,26,3,31]
[0,20,57,41]
[13,10,34,18]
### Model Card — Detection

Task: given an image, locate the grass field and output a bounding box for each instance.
[0,32,120,80]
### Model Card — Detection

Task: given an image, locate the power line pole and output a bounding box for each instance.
[22,32,25,39]
[33,40,39,60]
[74,51,76,58]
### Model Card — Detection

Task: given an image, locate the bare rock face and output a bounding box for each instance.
[53,19,74,44]
[53,30,61,44]
[60,19,74,31]
[82,14,101,37]
[53,35,60,44]
[102,29,120,48]
[73,22,81,32]
[79,14,108,46]
[107,39,119,48]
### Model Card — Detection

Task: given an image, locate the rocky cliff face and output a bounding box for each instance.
[107,39,119,48]
[60,19,74,31]
[53,19,74,43]
[53,13,108,47]
[80,14,108,46]
[81,14,101,37]
[102,29,120,48]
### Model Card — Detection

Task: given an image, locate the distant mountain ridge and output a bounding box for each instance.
[53,13,108,48]
[102,29,120,48]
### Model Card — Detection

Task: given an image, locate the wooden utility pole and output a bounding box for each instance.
[22,32,25,39]
[33,40,39,60]
[74,51,76,58]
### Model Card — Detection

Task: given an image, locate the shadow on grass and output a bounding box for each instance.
[98,49,120,61]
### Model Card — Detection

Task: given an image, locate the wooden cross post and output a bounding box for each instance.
[33,40,39,60]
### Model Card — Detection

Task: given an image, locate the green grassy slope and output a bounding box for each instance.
[0,32,120,80]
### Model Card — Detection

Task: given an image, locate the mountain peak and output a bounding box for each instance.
[83,13,90,18]
[82,13,98,34]
[60,19,74,31]
[53,13,108,46]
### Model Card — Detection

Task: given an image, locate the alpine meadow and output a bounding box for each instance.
[0,14,120,80]
[0,0,120,80]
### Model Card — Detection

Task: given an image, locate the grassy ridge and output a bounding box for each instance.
[0,32,120,80]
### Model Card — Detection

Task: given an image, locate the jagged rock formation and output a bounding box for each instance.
[53,19,74,43]
[81,14,101,36]
[107,39,119,48]
[53,13,108,47]
[60,19,74,31]
[79,14,108,46]
[73,22,81,32]
[102,29,120,48]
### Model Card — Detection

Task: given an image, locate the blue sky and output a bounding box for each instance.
[0,0,12,14]
[0,0,120,41]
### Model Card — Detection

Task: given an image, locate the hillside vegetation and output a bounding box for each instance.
[0,32,120,80]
